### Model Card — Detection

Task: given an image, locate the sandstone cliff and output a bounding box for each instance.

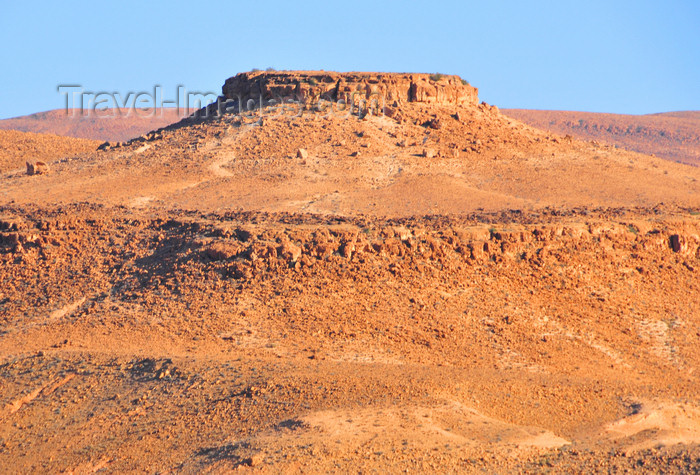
[221,71,478,112]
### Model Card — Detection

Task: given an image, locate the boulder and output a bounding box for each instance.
[277,241,302,262]
[26,161,49,175]
[204,242,242,261]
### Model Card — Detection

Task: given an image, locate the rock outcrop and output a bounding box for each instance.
[26,161,49,175]
[221,71,478,112]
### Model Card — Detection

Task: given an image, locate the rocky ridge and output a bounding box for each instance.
[221,71,478,113]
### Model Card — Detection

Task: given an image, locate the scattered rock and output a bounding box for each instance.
[391,226,412,241]
[422,149,436,158]
[26,161,49,176]
[669,234,686,253]
[277,241,302,262]
[297,148,308,159]
[0,219,22,232]
[243,453,264,467]
[235,227,254,242]
[204,242,242,261]
[340,241,355,259]
[479,102,499,114]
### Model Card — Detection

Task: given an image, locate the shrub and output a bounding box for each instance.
[266,67,276,72]
[460,78,470,86]
[430,73,444,82]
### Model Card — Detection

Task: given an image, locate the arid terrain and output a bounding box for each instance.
[503,109,700,167]
[1,71,699,473]
[4,106,699,171]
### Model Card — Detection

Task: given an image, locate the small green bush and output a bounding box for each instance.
[430,73,444,82]
[460,78,470,86]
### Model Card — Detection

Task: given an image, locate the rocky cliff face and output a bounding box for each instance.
[221,71,478,111]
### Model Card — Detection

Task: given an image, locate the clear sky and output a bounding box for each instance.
[1,0,698,119]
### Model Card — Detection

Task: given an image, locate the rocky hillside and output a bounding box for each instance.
[5,72,699,214]
[1,204,699,472]
[1,71,699,473]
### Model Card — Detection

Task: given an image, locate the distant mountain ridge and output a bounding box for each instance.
[0,108,187,142]
[503,109,700,166]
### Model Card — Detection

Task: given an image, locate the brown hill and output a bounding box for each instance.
[0,129,99,173]
[0,108,186,142]
[503,109,700,166]
[1,71,699,473]
[3,71,699,214]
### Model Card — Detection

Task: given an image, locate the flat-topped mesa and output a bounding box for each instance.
[221,71,479,110]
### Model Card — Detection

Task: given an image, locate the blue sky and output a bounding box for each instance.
[1,0,698,119]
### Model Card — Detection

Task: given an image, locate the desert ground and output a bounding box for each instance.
[1,71,699,473]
